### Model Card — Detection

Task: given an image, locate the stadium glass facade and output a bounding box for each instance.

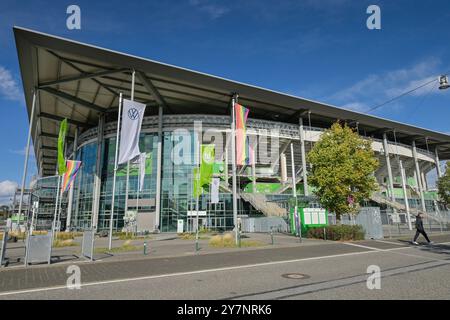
[66,122,247,233]
[29,113,442,233]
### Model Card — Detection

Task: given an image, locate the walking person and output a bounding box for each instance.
[412,213,433,245]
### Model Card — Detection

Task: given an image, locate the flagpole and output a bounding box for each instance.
[57,147,66,234]
[17,90,37,232]
[136,160,140,236]
[130,70,137,230]
[109,92,123,250]
[125,161,130,222]
[52,175,61,240]
[195,139,200,251]
[231,94,238,245]
[57,185,63,235]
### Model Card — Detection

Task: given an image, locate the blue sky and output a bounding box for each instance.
[1,0,450,203]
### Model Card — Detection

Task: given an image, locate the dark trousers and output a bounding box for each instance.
[414,229,430,242]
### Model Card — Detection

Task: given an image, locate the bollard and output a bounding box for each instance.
[270,228,274,245]
[143,240,148,255]
[195,239,199,252]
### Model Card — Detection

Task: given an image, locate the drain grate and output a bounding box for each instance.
[282,273,310,280]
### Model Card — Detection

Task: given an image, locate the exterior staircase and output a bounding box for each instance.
[369,193,444,223]
[277,167,303,194]
[240,192,286,217]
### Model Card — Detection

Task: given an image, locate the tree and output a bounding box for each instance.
[437,161,450,206]
[307,122,379,217]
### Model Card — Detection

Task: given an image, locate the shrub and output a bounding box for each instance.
[8,231,26,240]
[222,233,234,247]
[307,225,365,241]
[55,232,76,241]
[208,233,264,248]
[209,235,223,246]
[199,227,212,234]
[118,233,135,240]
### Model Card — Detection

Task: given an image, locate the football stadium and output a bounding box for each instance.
[12,27,450,235]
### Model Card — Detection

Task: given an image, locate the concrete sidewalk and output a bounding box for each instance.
[1,232,316,268]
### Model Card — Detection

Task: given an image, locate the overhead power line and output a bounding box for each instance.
[364,70,449,113]
[365,78,437,113]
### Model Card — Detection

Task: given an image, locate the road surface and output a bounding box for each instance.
[0,235,449,299]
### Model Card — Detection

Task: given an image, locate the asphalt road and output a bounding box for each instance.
[1,235,449,300]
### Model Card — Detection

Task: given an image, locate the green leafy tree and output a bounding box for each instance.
[437,161,450,206]
[307,122,379,217]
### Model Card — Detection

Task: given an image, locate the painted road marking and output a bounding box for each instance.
[374,239,408,246]
[343,242,385,251]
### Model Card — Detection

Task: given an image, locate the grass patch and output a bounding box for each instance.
[117,233,152,240]
[239,240,265,248]
[55,232,83,240]
[178,232,210,240]
[8,231,26,240]
[53,239,78,247]
[208,233,265,248]
[94,240,141,254]
[113,232,152,240]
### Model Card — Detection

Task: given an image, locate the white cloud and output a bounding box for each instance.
[0,66,22,101]
[326,58,445,113]
[189,0,229,19]
[342,102,368,112]
[9,146,35,157]
[0,180,18,198]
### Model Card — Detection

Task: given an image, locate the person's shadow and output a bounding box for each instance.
[398,239,450,256]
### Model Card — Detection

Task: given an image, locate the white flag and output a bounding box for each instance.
[211,177,220,204]
[118,99,146,165]
[139,152,146,192]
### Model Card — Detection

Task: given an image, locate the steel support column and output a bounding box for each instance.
[412,141,427,212]
[383,133,395,201]
[399,160,412,230]
[251,147,257,191]
[434,148,442,178]
[299,117,308,196]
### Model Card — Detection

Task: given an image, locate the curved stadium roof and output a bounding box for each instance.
[13,27,450,176]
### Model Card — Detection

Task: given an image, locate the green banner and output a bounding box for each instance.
[200,144,214,187]
[57,118,68,175]
[192,145,215,198]
[117,153,153,177]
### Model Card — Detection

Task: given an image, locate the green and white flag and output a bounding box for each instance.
[192,144,215,198]
[200,144,214,187]
[57,118,68,175]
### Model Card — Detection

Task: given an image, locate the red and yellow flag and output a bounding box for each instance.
[234,103,249,166]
